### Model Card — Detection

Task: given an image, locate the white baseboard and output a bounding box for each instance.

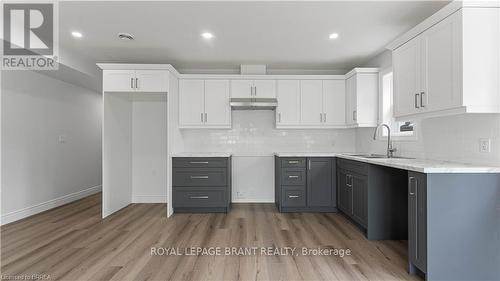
[1,185,102,225]
[132,195,167,203]
[232,199,275,203]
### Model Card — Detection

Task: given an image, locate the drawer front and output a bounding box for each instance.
[337,158,368,175]
[173,188,226,208]
[173,157,227,168]
[281,168,306,186]
[173,168,227,186]
[281,158,306,168]
[281,186,306,207]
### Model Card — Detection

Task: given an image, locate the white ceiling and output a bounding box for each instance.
[60,1,450,73]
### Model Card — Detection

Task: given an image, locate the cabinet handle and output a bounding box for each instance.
[131,78,134,89]
[415,93,420,108]
[288,195,300,198]
[190,176,209,179]
[408,177,416,195]
[190,196,209,199]
[346,174,352,187]
[189,161,209,164]
[204,113,207,122]
[288,175,299,179]
[420,92,425,108]
[288,160,299,164]
[250,86,254,96]
[135,78,139,90]
[324,113,327,122]
[320,113,323,122]
[201,113,204,122]
[278,113,281,123]
[352,110,357,122]
[415,179,419,260]
[254,86,257,97]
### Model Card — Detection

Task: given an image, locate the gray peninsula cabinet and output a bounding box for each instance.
[275,157,336,212]
[172,157,231,213]
[407,171,500,281]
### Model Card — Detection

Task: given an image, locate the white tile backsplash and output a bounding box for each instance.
[181,110,357,155]
[356,114,500,166]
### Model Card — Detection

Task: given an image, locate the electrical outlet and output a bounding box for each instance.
[58,134,66,143]
[479,138,491,153]
[237,191,245,198]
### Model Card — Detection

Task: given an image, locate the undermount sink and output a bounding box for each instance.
[351,154,415,160]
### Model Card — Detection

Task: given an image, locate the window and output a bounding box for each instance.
[378,68,416,140]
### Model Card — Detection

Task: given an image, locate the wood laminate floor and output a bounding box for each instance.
[1,193,421,281]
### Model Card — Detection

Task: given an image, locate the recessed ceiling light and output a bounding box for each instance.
[71,31,83,38]
[201,32,214,39]
[329,33,339,39]
[118,33,134,41]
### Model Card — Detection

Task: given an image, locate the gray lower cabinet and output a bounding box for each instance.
[408,172,427,276]
[275,156,336,212]
[337,164,368,228]
[173,157,231,213]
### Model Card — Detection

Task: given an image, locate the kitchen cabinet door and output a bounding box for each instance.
[300,80,323,125]
[134,70,168,92]
[231,80,253,98]
[393,36,421,117]
[179,80,205,127]
[422,12,460,112]
[323,80,346,126]
[345,76,357,125]
[254,80,276,98]
[351,174,368,228]
[337,170,351,214]
[103,70,135,92]
[408,172,427,272]
[276,80,300,126]
[307,158,333,207]
[204,80,231,128]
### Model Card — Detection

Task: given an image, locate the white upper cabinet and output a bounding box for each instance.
[204,80,231,128]
[390,4,500,118]
[323,80,346,126]
[103,70,168,92]
[253,80,276,98]
[345,69,379,127]
[393,37,421,117]
[300,80,324,126]
[179,80,205,127]
[276,80,301,126]
[179,79,231,129]
[230,80,276,98]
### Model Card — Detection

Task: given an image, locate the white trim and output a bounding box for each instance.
[179,74,345,80]
[132,195,167,203]
[232,199,275,203]
[345,67,379,79]
[1,185,102,225]
[96,63,180,77]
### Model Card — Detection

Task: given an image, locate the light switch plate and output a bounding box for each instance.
[479,138,491,153]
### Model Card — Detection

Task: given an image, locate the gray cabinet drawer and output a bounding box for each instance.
[173,168,227,186]
[173,157,227,168]
[281,158,306,168]
[281,186,306,207]
[337,158,368,176]
[281,168,306,186]
[173,188,226,208]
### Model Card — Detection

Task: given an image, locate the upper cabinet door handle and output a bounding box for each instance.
[131,78,134,89]
[415,93,420,108]
[324,113,327,123]
[420,92,425,108]
[135,78,139,90]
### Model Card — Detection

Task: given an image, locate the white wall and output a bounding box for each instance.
[359,50,500,166]
[180,110,356,202]
[131,93,167,203]
[1,71,102,224]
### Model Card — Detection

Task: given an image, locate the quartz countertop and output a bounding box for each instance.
[171,152,232,158]
[275,152,500,174]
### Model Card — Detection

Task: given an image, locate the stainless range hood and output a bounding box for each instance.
[230,98,278,110]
